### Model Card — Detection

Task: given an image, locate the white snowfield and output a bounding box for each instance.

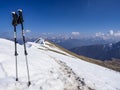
[0,38,120,90]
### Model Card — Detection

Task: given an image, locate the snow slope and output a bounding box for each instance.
[0,38,120,90]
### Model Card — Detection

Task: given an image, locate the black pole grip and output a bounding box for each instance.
[12,12,18,26]
[18,9,24,24]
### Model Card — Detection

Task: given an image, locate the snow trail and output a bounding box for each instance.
[51,57,91,90]
[37,47,93,90]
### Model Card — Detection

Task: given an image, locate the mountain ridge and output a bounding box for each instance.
[70,41,120,60]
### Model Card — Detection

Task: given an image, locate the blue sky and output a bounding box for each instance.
[1,0,120,37]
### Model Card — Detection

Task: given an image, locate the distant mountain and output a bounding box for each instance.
[50,38,116,49]
[70,41,120,60]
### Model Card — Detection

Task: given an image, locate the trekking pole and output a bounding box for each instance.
[12,12,19,81]
[18,9,31,86]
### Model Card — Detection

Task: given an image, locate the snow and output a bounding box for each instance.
[18,9,22,12]
[0,38,120,90]
[12,12,16,14]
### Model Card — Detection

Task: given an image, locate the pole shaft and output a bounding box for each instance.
[20,22,31,86]
[15,56,18,81]
[25,56,30,83]
[17,9,31,86]
[21,23,28,55]
[14,25,18,81]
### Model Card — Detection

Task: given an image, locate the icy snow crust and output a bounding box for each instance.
[0,38,120,90]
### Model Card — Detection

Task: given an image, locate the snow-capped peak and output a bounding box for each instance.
[34,37,45,45]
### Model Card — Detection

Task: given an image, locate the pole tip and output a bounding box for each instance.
[16,78,18,81]
[28,81,31,87]
[18,9,22,12]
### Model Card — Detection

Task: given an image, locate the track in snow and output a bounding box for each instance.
[42,52,94,90]
[0,63,8,78]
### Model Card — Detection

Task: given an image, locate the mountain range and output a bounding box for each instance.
[49,37,116,49]
[70,41,120,61]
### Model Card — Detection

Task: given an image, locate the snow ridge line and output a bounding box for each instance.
[0,63,8,77]
[48,56,94,90]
